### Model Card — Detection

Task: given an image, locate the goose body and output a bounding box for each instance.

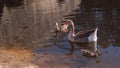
[68,28,98,43]
[62,20,98,43]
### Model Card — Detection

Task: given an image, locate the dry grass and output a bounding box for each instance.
[0,47,36,68]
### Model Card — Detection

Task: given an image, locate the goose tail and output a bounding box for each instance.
[88,27,98,42]
[95,27,98,34]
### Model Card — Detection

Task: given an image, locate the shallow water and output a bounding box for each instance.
[33,44,120,68]
[0,0,120,68]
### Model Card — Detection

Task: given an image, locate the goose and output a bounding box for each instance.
[61,20,100,56]
[50,22,60,38]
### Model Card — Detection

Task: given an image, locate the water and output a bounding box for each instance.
[0,0,120,68]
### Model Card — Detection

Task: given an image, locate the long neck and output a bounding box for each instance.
[69,21,75,36]
[68,20,75,41]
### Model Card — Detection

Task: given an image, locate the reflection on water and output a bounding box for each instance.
[0,0,80,46]
[5,0,24,8]
[0,0,120,68]
[64,0,120,48]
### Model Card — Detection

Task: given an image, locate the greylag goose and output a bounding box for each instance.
[61,20,100,56]
[61,20,98,43]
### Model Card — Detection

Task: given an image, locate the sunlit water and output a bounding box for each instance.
[0,0,120,68]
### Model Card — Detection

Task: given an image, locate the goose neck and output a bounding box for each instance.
[69,21,75,35]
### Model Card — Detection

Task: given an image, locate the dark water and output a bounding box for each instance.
[0,0,120,68]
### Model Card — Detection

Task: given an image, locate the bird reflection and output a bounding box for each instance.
[66,41,101,63]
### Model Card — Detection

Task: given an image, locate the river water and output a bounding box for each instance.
[0,0,120,68]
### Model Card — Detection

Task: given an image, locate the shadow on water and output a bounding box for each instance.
[0,0,24,17]
[5,0,24,8]
[0,0,4,19]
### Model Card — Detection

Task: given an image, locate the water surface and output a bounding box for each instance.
[0,0,120,68]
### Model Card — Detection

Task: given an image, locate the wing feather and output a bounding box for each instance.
[74,29,96,39]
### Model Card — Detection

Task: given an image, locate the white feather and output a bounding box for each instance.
[68,31,74,41]
[88,28,98,42]
[55,22,60,31]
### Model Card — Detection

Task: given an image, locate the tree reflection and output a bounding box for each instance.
[5,0,24,8]
[0,0,24,19]
[0,0,120,48]
[0,0,80,47]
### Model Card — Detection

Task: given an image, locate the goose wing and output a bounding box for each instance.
[74,29,96,39]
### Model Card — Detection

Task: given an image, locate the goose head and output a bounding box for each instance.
[60,20,73,32]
